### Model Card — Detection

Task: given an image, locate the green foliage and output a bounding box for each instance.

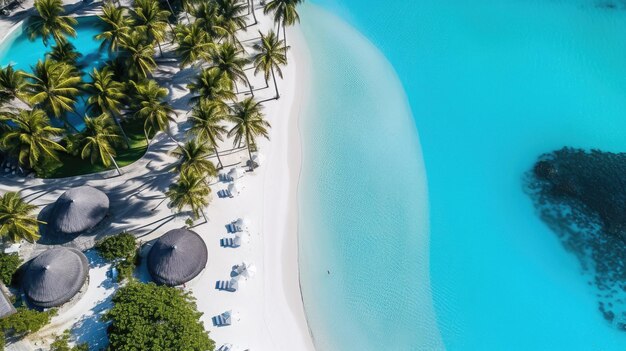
[0,334,4,351]
[0,253,22,286]
[96,232,136,261]
[0,308,56,337]
[115,259,136,283]
[45,118,148,178]
[165,171,211,219]
[103,282,215,351]
[26,0,78,46]
[0,108,66,171]
[0,192,43,243]
[50,331,89,351]
[96,233,138,282]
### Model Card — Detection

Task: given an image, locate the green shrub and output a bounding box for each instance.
[96,233,136,261]
[116,259,135,283]
[104,282,215,351]
[0,253,22,286]
[0,334,5,351]
[50,331,89,351]
[0,308,56,337]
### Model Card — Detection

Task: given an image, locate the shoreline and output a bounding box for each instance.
[256,21,316,350]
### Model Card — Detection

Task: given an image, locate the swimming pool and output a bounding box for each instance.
[0,16,110,129]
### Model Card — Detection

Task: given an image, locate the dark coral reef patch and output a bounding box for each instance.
[527,147,626,329]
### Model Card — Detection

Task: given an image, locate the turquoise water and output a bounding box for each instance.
[0,16,109,128]
[299,1,626,350]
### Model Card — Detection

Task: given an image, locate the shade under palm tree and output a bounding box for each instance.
[50,185,109,235]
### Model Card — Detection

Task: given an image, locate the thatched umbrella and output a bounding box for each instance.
[147,228,208,286]
[51,186,109,235]
[22,247,89,308]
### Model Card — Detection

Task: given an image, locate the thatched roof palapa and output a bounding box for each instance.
[148,228,208,286]
[51,186,109,235]
[22,247,89,308]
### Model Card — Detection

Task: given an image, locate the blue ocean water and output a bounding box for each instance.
[0,16,110,128]
[299,1,626,350]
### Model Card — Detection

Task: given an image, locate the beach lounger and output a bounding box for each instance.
[221,237,238,247]
[217,189,233,198]
[226,222,237,233]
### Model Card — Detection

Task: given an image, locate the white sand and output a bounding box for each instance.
[1,2,316,350]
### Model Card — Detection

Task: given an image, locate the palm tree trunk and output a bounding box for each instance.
[245,75,254,97]
[113,115,131,148]
[271,66,279,99]
[283,24,287,45]
[109,154,123,176]
[246,132,254,171]
[213,146,223,169]
[157,41,164,57]
[250,0,258,25]
[144,127,151,145]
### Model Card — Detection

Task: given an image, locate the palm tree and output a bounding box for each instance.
[174,23,214,69]
[263,0,302,44]
[26,0,78,46]
[188,100,228,168]
[119,32,158,79]
[130,80,177,143]
[95,3,134,53]
[131,0,171,56]
[165,171,211,221]
[171,140,217,179]
[0,65,29,106]
[47,41,82,69]
[253,30,288,99]
[79,114,124,175]
[214,0,248,35]
[84,67,129,146]
[193,2,228,41]
[187,67,236,105]
[0,192,43,244]
[0,109,66,170]
[210,43,253,96]
[23,59,82,126]
[228,97,270,170]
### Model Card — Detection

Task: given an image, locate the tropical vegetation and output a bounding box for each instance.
[228,97,270,170]
[0,308,56,339]
[0,192,43,244]
[0,253,21,286]
[50,331,89,351]
[165,170,212,221]
[96,232,138,282]
[103,282,215,351]
[26,0,77,46]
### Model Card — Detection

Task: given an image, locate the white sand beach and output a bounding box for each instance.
[0,1,316,349]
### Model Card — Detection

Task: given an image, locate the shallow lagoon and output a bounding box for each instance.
[301,1,626,349]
